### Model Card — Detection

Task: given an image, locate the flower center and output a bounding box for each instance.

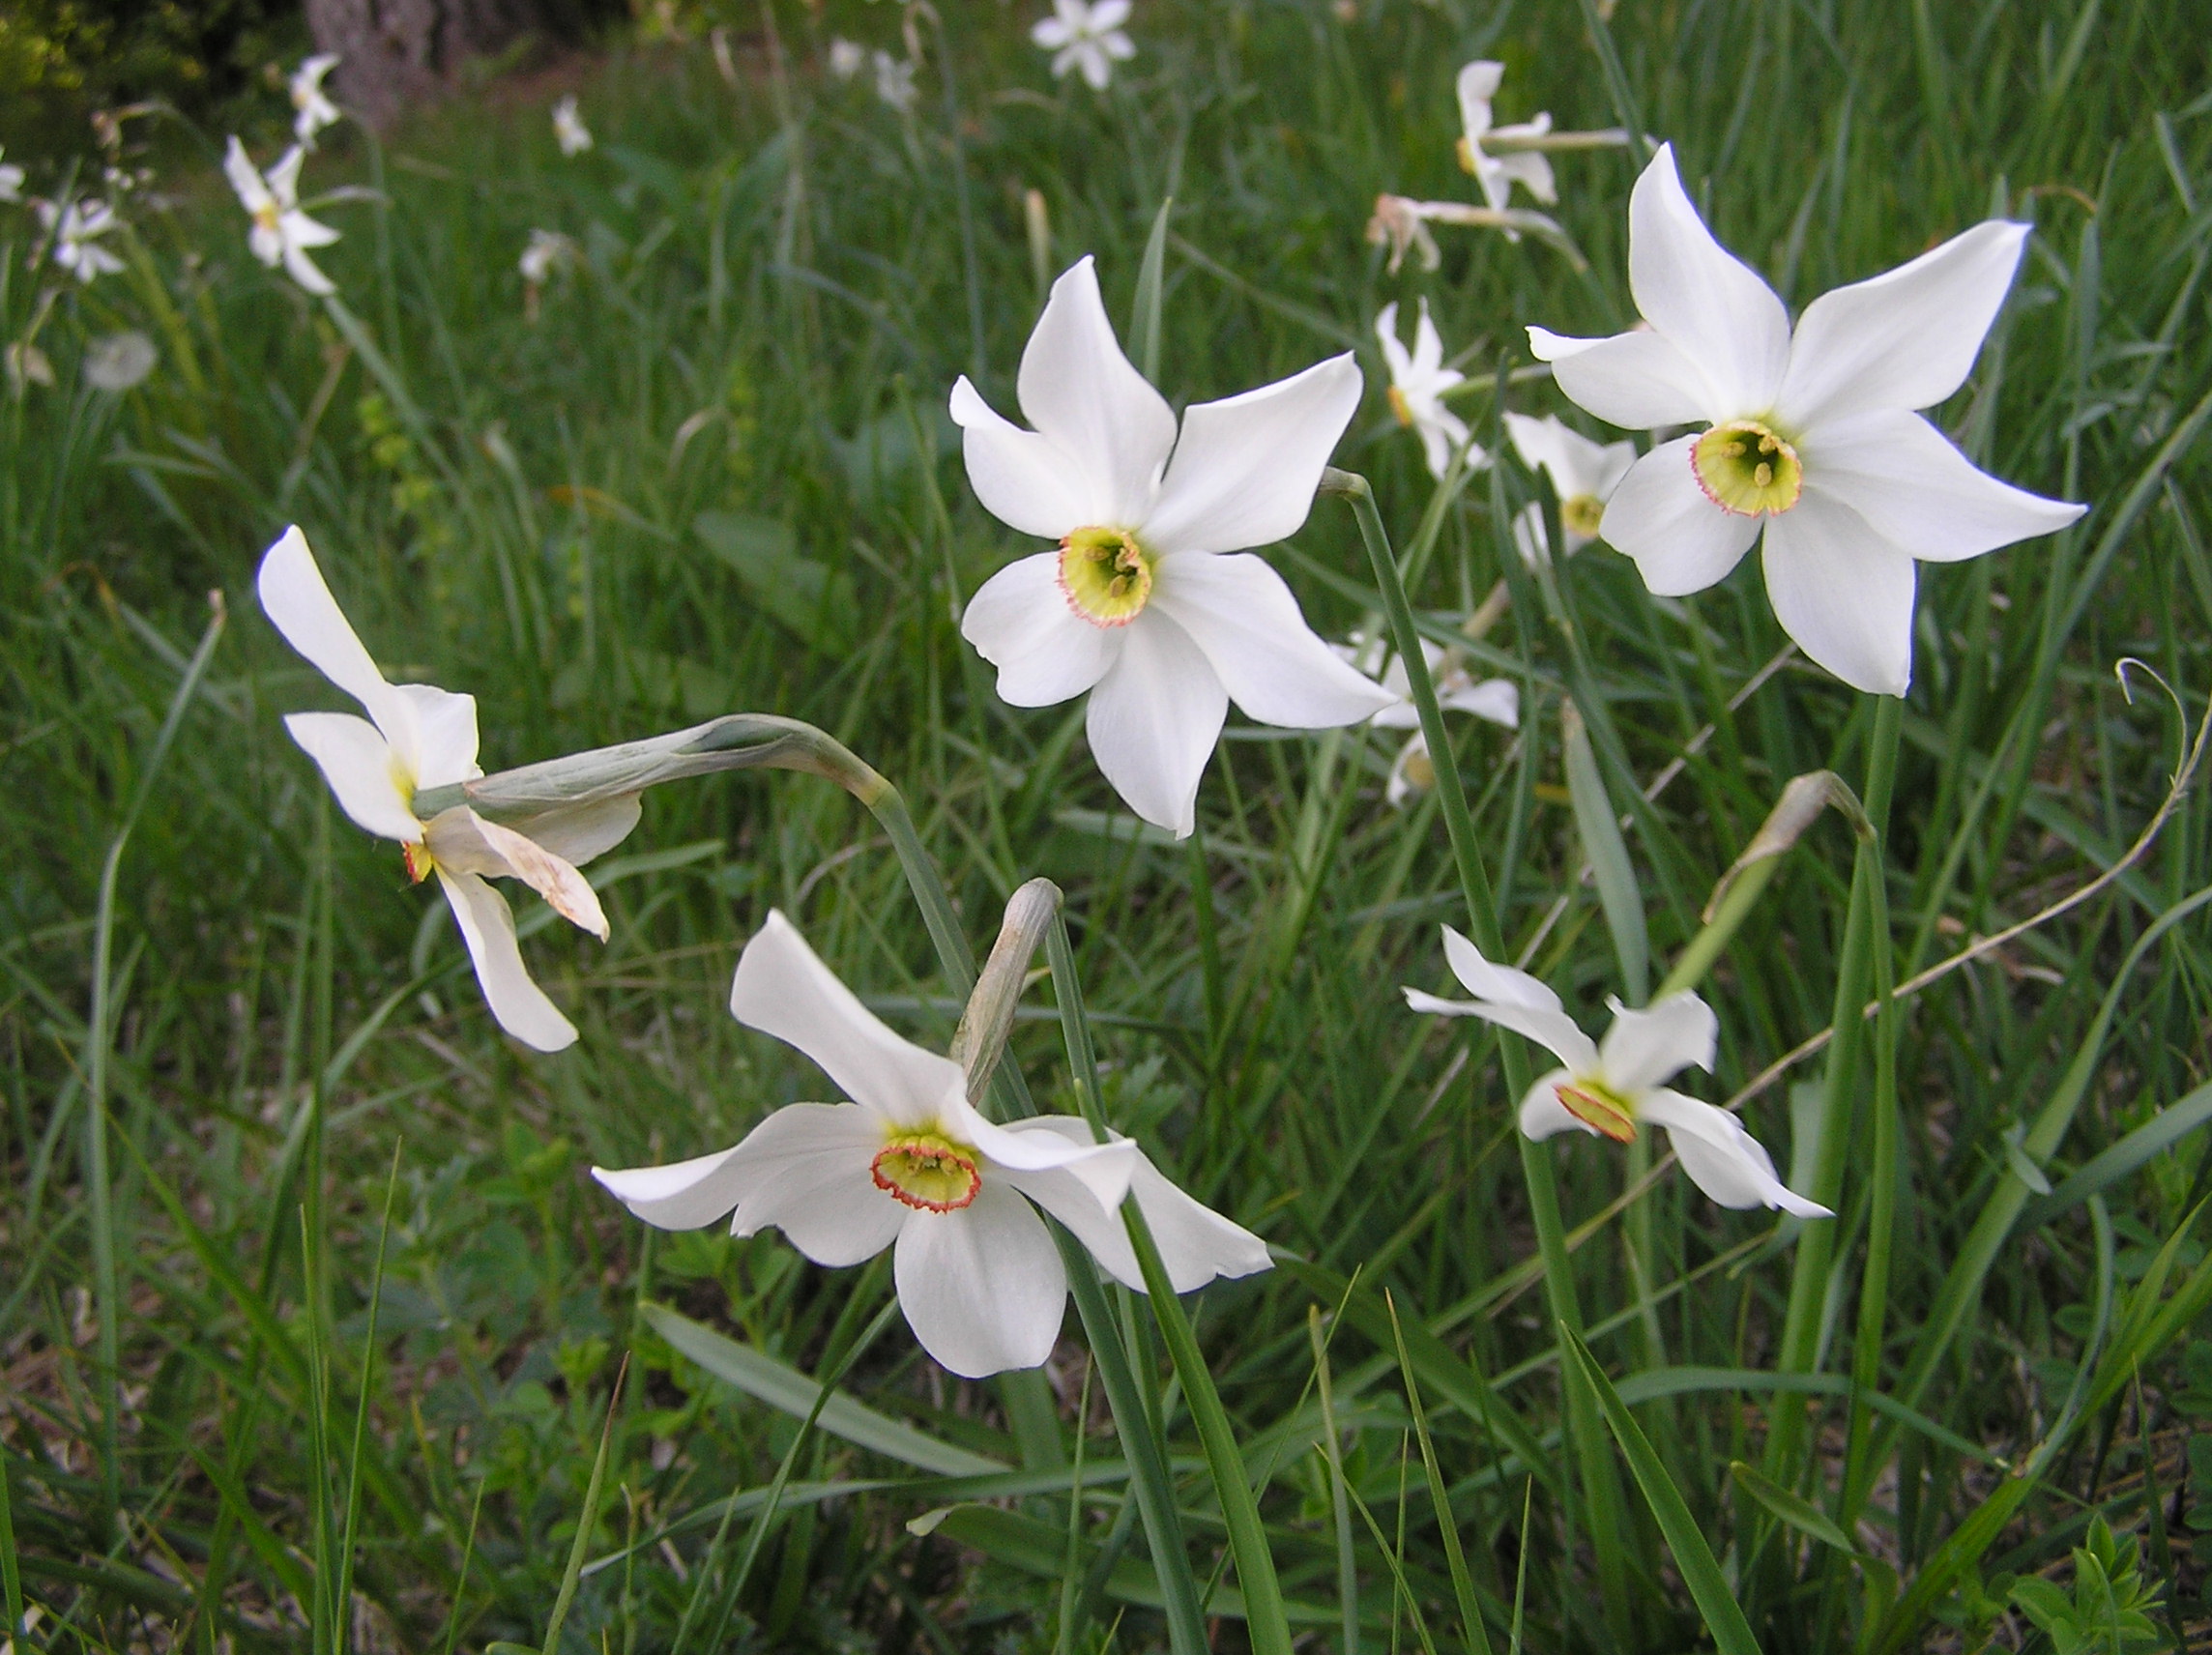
[1560,493,1606,538]
[1555,1079,1639,1144]
[1691,420,1802,517]
[253,203,281,234]
[1057,526,1154,627]
[1386,385,1415,428]
[402,841,434,885]
[871,1131,982,1213]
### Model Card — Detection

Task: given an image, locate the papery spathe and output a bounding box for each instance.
[257,527,639,1051]
[1529,144,2083,696]
[593,913,1269,1378]
[951,257,1391,836]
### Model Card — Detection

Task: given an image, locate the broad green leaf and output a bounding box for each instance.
[693,508,855,652]
[1729,1459,1861,1557]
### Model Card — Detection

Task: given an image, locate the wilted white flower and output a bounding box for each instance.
[1366,192,1441,276]
[594,913,1268,1378]
[950,257,1392,836]
[872,50,918,112]
[224,139,340,296]
[290,53,341,146]
[38,199,126,284]
[1455,61,1557,215]
[1530,145,2084,696]
[1032,0,1136,91]
[1408,928,1828,1214]
[553,95,594,156]
[1502,411,1636,564]
[828,38,867,78]
[82,331,158,392]
[257,527,640,1051]
[1377,299,1481,479]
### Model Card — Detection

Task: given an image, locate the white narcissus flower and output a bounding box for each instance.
[593,913,1269,1378]
[828,38,867,78]
[871,50,918,112]
[1407,927,1828,1215]
[223,139,340,297]
[1032,0,1136,91]
[0,148,24,203]
[290,53,341,146]
[1350,637,1517,806]
[1377,300,1483,479]
[1529,144,2084,696]
[1456,61,1557,215]
[38,199,126,283]
[553,95,594,156]
[952,257,1393,836]
[1502,412,1635,563]
[257,527,641,1052]
[519,228,577,285]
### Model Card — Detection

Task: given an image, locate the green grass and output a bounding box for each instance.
[4,0,2211,1649]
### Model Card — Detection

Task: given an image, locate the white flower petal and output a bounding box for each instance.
[718,1101,908,1264]
[1805,408,2084,564]
[727,911,967,1129]
[1761,494,1917,696]
[959,551,1118,706]
[266,146,308,209]
[1016,258,1178,526]
[1599,438,1762,595]
[1596,993,1717,1095]
[1528,328,1717,429]
[257,526,407,732]
[1437,926,1602,1071]
[222,137,271,214]
[509,794,643,867]
[1494,149,1557,206]
[435,869,577,1052]
[894,1183,1066,1377]
[1084,615,1227,837]
[424,808,608,941]
[1776,220,2029,429]
[592,1144,750,1230]
[943,1096,1135,1211]
[1627,145,1790,413]
[1455,61,1502,139]
[1440,678,1519,728]
[1518,1071,1594,1140]
[950,377,1094,539]
[389,683,480,789]
[282,711,418,841]
[1140,354,1362,555]
[280,243,336,296]
[1148,552,1394,729]
[1638,1090,1830,1215]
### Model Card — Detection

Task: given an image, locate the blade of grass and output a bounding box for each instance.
[1386,1292,1497,1655]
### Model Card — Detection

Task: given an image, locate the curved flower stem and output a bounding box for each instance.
[1322,466,1634,1640]
[1045,909,1293,1655]
[1761,693,1904,1490]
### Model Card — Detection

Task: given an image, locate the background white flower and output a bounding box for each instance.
[290,53,341,146]
[0,148,24,203]
[951,257,1393,836]
[871,49,918,111]
[1530,144,2084,696]
[1456,61,1557,214]
[1377,300,1482,479]
[39,199,126,283]
[1407,927,1827,1214]
[593,913,1267,1377]
[553,95,594,155]
[519,228,577,285]
[224,139,340,296]
[257,527,639,1052]
[1502,412,1636,563]
[1344,635,1518,805]
[1033,0,1137,90]
[828,38,867,78]
[82,331,157,392]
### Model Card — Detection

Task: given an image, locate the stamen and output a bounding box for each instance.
[1555,1081,1638,1143]
[872,1132,982,1213]
[1690,419,1802,517]
[1057,526,1155,627]
[1560,493,1606,539]
[1386,385,1415,428]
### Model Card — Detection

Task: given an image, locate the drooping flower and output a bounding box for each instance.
[0,149,24,203]
[224,139,340,296]
[951,258,1393,836]
[1376,300,1482,479]
[828,37,867,78]
[1529,144,2084,696]
[1032,0,1136,91]
[1407,928,1827,1214]
[553,95,594,156]
[871,50,918,112]
[38,199,126,284]
[1455,61,1557,215]
[289,53,342,146]
[257,527,640,1052]
[1503,411,1636,566]
[593,913,1269,1378]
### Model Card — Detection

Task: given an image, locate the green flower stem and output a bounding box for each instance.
[1323,467,1633,1640]
[1762,693,1904,1486]
[1045,911,1295,1655]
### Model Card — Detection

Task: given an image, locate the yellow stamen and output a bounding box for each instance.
[1560,493,1606,538]
[1057,526,1155,626]
[1555,1080,1638,1143]
[1690,419,1802,517]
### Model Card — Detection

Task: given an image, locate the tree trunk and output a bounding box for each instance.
[305,0,574,129]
